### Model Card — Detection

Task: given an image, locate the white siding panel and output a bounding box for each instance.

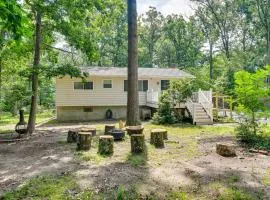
[56,77,148,106]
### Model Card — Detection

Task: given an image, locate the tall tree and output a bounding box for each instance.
[139,7,164,67]
[27,8,41,134]
[126,0,140,126]
[164,15,204,68]
[253,0,270,65]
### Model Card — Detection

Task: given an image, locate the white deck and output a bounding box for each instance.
[146,89,214,125]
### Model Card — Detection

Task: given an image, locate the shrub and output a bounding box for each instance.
[152,91,176,125]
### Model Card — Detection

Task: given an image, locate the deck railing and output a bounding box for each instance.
[146,90,159,103]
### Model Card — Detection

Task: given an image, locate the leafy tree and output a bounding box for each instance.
[138,7,164,67]
[234,66,270,134]
[164,15,204,68]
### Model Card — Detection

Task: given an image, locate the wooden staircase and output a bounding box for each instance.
[187,90,213,125]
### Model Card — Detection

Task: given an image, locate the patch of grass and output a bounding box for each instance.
[126,152,148,167]
[75,151,107,164]
[167,190,190,200]
[2,175,79,200]
[263,168,270,186]
[116,185,140,200]
[0,110,55,134]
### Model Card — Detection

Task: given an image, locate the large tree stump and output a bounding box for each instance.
[151,129,168,142]
[216,143,236,157]
[131,134,145,154]
[126,125,144,136]
[104,124,115,135]
[77,132,92,151]
[98,136,114,155]
[150,130,165,148]
[80,127,96,137]
[67,129,78,143]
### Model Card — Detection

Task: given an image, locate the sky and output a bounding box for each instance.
[137,0,196,17]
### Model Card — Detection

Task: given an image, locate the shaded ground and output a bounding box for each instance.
[0,122,269,199]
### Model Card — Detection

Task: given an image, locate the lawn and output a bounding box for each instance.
[0,110,55,134]
[0,122,269,199]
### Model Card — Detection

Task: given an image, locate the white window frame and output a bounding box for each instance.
[103,79,113,89]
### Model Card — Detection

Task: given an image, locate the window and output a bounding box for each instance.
[84,107,93,112]
[124,80,148,92]
[161,80,170,91]
[138,80,148,92]
[103,80,112,88]
[74,82,93,90]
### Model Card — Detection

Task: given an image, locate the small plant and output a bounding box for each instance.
[152,91,176,125]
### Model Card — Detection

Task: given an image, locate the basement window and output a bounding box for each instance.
[84,107,93,112]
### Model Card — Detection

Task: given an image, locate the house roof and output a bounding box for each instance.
[80,67,194,79]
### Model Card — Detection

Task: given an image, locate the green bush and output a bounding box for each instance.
[152,91,176,125]
[236,122,270,150]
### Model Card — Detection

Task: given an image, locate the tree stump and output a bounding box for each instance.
[77,132,92,151]
[104,124,115,135]
[131,134,145,154]
[98,136,114,155]
[80,127,96,137]
[151,129,168,141]
[216,143,236,157]
[67,129,78,143]
[126,125,144,136]
[150,130,165,148]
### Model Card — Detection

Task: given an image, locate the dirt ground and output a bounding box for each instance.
[0,122,269,199]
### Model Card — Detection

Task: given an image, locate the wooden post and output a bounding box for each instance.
[98,136,114,155]
[215,93,219,118]
[229,96,233,120]
[67,129,78,143]
[104,124,115,135]
[131,134,145,154]
[77,132,92,151]
[126,125,144,136]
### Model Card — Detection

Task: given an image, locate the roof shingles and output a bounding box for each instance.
[80,67,194,79]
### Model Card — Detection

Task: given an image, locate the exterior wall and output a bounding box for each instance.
[56,106,152,121]
[57,106,127,121]
[56,76,166,107]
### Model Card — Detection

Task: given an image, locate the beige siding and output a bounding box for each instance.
[56,76,157,106]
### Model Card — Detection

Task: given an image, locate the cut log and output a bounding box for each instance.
[104,124,115,135]
[80,127,96,137]
[216,143,236,157]
[126,125,144,136]
[67,129,78,143]
[77,132,92,151]
[150,130,165,148]
[151,129,168,141]
[98,135,114,155]
[131,134,145,154]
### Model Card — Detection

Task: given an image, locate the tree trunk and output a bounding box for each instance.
[267,27,270,65]
[127,0,140,126]
[27,11,42,135]
[209,41,214,79]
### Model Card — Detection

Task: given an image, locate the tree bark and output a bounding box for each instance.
[27,10,42,135]
[209,41,214,79]
[127,0,140,126]
[267,27,270,65]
